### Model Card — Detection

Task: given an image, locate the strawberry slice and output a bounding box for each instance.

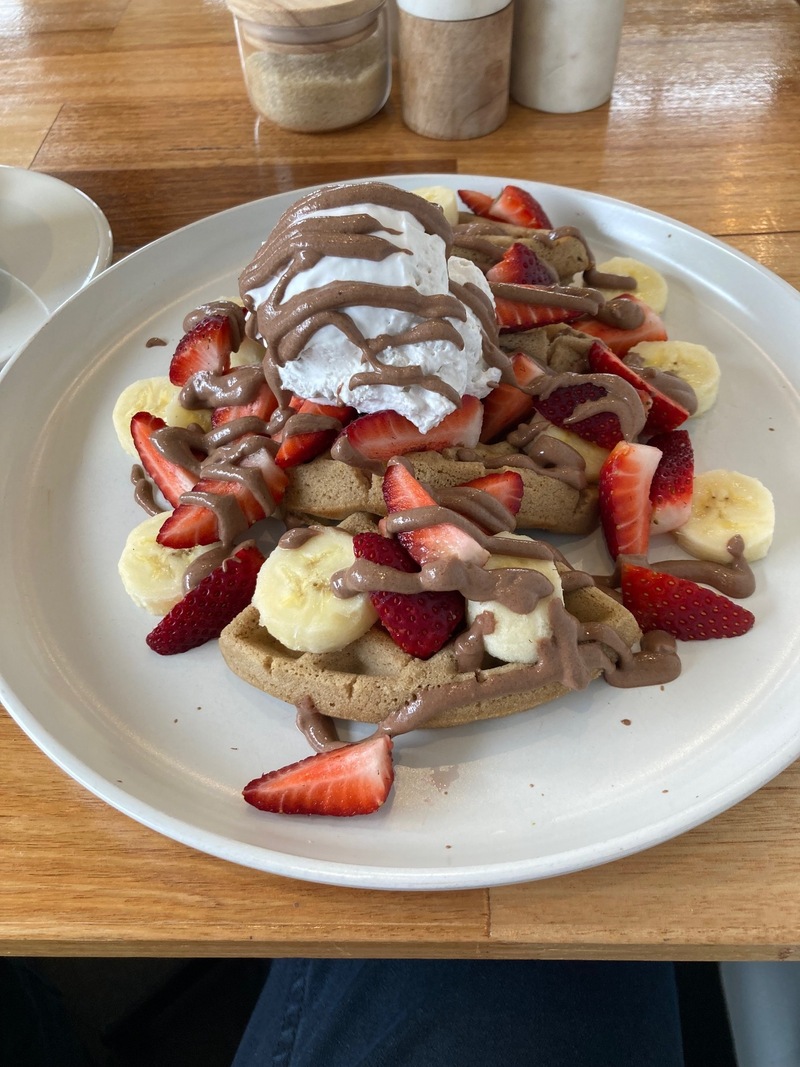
[487,185,552,229]
[336,395,483,464]
[620,562,755,641]
[243,734,394,817]
[480,351,544,442]
[460,471,524,517]
[382,460,489,568]
[146,543,265,655]
[353,532,464,658]
[648,430,694,533]
[157,460,288,549]
[169,315,234,387]
[130,411,199,509]
[274,399,355,469]
[598,441,663,559]
[587,341,689,435]
[531,380,627,450]
[211,381,278,428]
[575,295,668,356]
[486,243,557,286]
[494,293,584,332]
[458,189,494,216]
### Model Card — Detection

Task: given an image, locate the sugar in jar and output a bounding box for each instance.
[227,0,392,132]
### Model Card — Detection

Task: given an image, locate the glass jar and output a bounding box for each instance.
[227,0,392,132]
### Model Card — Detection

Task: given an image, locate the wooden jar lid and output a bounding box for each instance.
[226,0,383,27]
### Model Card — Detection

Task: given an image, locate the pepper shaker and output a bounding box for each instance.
[396,0,514,140]
[511,0,626,113]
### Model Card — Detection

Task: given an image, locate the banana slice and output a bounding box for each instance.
[411,185,460,226]
[231,335,266,368]
[253,526,378,654]
[674,470,775,563]
[112,376,211,457]
[595,256,668,314]
[632,340,720,417]
[118,512,219,615]
[536,424,610,484]
[465,534,563,664]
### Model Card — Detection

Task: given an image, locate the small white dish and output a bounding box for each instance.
[0,268,49,365]
[0,165,113,314]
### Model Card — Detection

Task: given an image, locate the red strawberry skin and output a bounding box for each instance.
[458,185,552,229]
[620,562,755,640]
[353,532,464,659]
[494,294,584,332]
[274,398,355,468]
[648,430,694,533]
[531,381,625,450]
[146,543,265,655]
[169,315,233,387]
[382,460,489,568]
[211,381,278,428]
[130,411,197,508]
[598,441,663,559]
[457,189,494,216]
[575,295,667,356]
[587,341,689,436]
[157,461,288,549]
[490,185,552,229]
[480,351,544,442]
[486,243,556,286]
[243,735,394,817]
[337,395,483,464]
[459,471,524,517]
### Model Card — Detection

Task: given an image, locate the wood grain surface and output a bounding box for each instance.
[1,0,799,959]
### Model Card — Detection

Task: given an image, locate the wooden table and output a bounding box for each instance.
[1,0,799,960]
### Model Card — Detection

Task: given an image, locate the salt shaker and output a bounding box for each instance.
[396,0,514,140]
[511,0,626,114]
[226,0,392,132]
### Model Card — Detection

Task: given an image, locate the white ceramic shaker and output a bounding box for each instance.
[511,0,626,113]
[396,0,514,139]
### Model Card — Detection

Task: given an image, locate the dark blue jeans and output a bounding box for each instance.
[233,959,685,1066]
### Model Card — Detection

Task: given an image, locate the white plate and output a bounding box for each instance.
[0,174,799,891]
[0,165,113,315]
[0,268,49,364]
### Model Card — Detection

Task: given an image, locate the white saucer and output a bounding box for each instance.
[0,166,113,314]
[0,269,49,365]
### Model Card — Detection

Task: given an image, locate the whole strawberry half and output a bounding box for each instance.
[587,341,689,436]
[620,562,755,640]
[211,381,278,429]
[459,471,524,519]
[480,351,544,443]
[598,441,663,560]
[382,460,489,568]
[169,315,233,386]
[494,294,584,332]
[130,411,198,508]
[337,395,483,464]
[574,295,667,356]
[486,243,557,286]
[648,430,694,533]
[531,380,626,451]
[353,532,464,659]
[146,543,265,655]
[458,185,552,229]
[275,398,355,468]
[243,735,394,817]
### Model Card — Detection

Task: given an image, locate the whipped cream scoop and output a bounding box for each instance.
[239,180,505,432]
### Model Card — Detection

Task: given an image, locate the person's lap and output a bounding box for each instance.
[233,958,685,1066]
